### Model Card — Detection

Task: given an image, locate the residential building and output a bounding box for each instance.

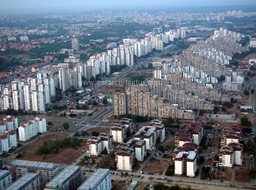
[134,126,157,150]
[9,160,59,187]
[71,38,79,52]
[221,127,240,146]
[174,123,203,146]
[110,124,126,143]
[77,169,111,190]
[44,165,82,190]
[6,173,40,190]
[86,133,113,158]
[18,117,47,141]
[174,151,197,177]
[0,170,12,190]
[127,139,146,161]
[115,146,134,171]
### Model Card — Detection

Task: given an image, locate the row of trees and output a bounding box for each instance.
[37,137,81,155]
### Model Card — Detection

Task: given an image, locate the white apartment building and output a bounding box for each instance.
[127,139,146,161]
[110,124,126,143]
[86,133,113,158]
[18,117,47,142]
[174,151,197,177]
[221,127,240,146]
[116,150,134,171]
[0,131,17,155]
[6,173,40,190]
[3,115,18,130]
[77,169,111,190]
[219,142,243,167]
[134,126,157,150]
[44,165,82,190]
[149,119,166,143]
[86,137,103,158]
[0,170,12,190]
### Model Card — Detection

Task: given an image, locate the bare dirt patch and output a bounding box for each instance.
[17,133,86,164]
[86,126,110,134]
[234,167,251,182]
[223,167,233,181]
[141,159,169,174]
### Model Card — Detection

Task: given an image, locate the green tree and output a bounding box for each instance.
[47,121,53,125]
[91,131,99,137]
[63,122,69,130]
[244,89,250,96]
[241,117,252,126]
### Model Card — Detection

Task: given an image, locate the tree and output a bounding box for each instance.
[217,75,225,83]
[158,145,165,152]
[244,89,250,96]
[241,117,252,127]
[81,131,88,137]
[91,131,99,137]
[165,163,174,176]
[63,122,69,130]
[47,121,53,125]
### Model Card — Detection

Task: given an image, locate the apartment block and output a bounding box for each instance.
[134,126,157,151]
[10,160,59,187]
[221,126,241,146]
[148,119,166,142]
[44,165,82,190]
[6,173,40,190]
[219,125,243,167]
[127,139,146,161]
[0,170,12,190]
[18,117,47,142]
[174,123,203,146]
[86,133,114,158]
[110,124,126,143]
[115,144,134,171]
[174,151,197,177]
[77,169,111,190]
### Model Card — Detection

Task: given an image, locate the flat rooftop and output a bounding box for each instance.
[12,160,59,171]
[6,173,38,190]
[45,165,80,188]
[0,170,11,181]
[77,169,110,190]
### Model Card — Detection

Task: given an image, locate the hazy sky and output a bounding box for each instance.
[1,0,256,12]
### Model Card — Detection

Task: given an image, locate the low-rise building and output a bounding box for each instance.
[0,170,12,190]
[44,165,82,190]
[77,169,111,190]
[6,173,40,190]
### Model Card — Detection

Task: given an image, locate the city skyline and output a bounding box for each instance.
[1,0,256,14]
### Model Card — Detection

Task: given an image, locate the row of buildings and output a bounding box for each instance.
[0,27,186,113]
[114,85,195,119]
[1,160,111,190]
[172,123,203,177]
[86,119,165,171]
[18,117,47,141]
[0,116,47,155]
[0,116,18,155]
[219,125,243,167]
